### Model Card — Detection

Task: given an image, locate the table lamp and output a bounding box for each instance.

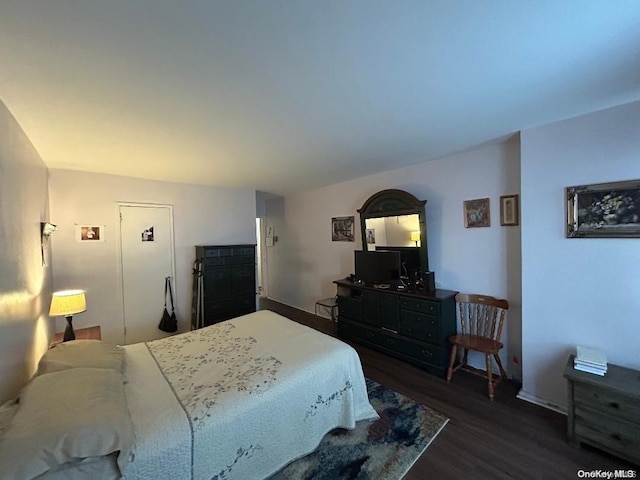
[410,231,421,247]
[49,290,87,342]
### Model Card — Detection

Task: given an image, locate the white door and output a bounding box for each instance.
[119,204,175,344]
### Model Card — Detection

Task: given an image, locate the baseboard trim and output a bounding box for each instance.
[516,390,566,414]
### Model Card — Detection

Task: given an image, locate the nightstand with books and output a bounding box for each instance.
[564,353,640,465]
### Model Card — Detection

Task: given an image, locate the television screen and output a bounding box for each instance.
[375,246,421,275]
[354,250,401,285]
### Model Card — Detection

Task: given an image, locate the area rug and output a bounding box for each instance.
[269,378,449,480]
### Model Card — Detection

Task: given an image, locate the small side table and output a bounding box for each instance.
[315,297,338,322]
[51,325,102,348]
[564,354,640,465]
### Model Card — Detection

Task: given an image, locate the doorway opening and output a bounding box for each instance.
[256,217,267,298]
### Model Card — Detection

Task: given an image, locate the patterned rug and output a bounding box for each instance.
[269,378,449,480]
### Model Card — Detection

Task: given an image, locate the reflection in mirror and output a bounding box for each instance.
[364,214,420,249]
[358,189,432,289]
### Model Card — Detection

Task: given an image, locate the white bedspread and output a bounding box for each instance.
[122,310,378,480]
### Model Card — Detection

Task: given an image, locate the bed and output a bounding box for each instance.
[0,310,378,480]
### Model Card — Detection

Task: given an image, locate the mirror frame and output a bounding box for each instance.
[357,189,429,272]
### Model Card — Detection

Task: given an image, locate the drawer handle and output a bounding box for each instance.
[366,331,375,338]
[421,349,433,358]
[385,338,396,346]
[609,402,620,409]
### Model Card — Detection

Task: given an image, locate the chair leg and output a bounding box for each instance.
[486,354,494,401]
[462,348,469,367]
[494,353,508,381]
[446,344,457,383]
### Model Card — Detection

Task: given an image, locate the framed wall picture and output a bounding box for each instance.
[500,194,519,226]
[365,228,376,244]
[332,216,355,241]
[566,179,640,238]
[76,225,105,242]
[463,198,490,228]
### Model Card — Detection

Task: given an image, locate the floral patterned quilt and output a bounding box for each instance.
[123,310,378,480]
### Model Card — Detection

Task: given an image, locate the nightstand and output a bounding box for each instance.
[51,325,102,348]
[564,354,640,465]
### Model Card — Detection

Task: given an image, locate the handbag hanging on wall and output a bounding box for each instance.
[158,276,178,333]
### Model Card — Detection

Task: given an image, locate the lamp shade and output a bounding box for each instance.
[410,231,421,242]
[49,290,86,317]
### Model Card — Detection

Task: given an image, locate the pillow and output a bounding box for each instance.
[34,453,121,480]
[0,368,134,480]
[37,340,124,376]
[0,399,19,442]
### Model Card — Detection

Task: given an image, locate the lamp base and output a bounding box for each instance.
[63,316,76,342]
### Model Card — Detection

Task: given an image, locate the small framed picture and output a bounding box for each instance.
[76,225,105,242]
[365,228,376,244]
[500,195,520,226]
[332,216,355,242]
[463,198,490,228]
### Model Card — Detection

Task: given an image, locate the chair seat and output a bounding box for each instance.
[449,334,503,355]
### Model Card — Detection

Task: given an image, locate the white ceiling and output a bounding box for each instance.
[1,1,639,195]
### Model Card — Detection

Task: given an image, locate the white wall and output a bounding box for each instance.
[0,101,53,403]
[519,100,640,410]
[49,169,256,344]
[265,137,522,376]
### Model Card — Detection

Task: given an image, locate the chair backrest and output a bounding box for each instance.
[455,293,509,342]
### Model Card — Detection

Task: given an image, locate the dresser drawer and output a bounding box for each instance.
[399,310,439,342]
[396,337,443,366]
[233,246,255,257]
[203,247,233,258]
[338,319,378,342]
[575,383,640,423]
[205,299,233,317]
[337,297,363,321]
[204,257,224,267]
[399,297,440,315]
[364,331,443,367]
[574,405,640,462]
[205,294,255,317]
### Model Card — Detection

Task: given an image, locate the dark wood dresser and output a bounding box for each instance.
[334,279,457,378]
[564,355,640,465]
[193,245,256,328]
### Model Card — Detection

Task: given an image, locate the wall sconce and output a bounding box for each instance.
[49,290,87,341]
[41,222,57,238]
[410,231,421,247]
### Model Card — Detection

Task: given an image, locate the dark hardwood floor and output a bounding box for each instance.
[260,298,637,479]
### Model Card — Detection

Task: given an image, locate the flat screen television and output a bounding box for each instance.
[354,250,401,285]
[375,246,421,276]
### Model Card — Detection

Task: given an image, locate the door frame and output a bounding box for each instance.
[115,202,176,344]
[256,217,269,298]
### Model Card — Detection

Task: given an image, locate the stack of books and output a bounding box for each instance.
[574,345,608,376]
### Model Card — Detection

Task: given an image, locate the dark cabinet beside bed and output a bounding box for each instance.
[334,279,457,378]
[193,245,256,328]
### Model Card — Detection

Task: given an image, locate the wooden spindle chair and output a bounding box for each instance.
[446,293,509,400]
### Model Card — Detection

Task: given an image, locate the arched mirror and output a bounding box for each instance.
[357,189,429,280]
